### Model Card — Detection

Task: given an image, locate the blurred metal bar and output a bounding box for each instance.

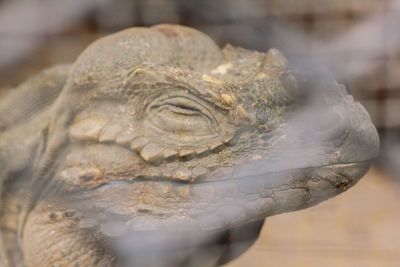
[0,0,104,69]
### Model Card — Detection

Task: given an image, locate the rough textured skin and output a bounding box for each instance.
[0,25,379,266]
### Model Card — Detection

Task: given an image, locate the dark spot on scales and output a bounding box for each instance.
[137,208,151,214]
[335,179,352,190]
[49,213,56,220]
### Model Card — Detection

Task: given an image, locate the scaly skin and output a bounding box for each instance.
[0,25,379,266]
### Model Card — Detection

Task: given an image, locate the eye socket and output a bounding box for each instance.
[146,96,219,143]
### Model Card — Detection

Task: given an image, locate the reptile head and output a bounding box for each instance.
[21,25,379,266]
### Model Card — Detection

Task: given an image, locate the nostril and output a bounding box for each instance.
[312,112,348,140]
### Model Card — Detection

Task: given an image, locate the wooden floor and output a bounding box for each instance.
[225,168,400,267]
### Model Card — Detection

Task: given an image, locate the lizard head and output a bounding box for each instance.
[22,25,379,265]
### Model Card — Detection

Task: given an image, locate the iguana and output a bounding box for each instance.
[0,24,379,267]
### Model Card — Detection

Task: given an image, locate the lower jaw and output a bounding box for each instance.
[104,162,371,266]
[97,159,370,266]
[62,161,371,237]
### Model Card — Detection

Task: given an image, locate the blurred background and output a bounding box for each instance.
[0,0,399,266]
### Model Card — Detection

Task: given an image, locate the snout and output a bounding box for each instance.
[308,91,380,164]
[338,100,380,163]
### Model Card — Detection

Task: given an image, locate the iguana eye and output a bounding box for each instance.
[146,96,219,143]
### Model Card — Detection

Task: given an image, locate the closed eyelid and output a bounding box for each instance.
[147,96,219,140]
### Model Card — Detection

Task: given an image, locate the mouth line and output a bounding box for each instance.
[208,160,370,182]
[91,161,370,192]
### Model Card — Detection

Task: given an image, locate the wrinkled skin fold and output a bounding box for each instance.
[0,25,379,266]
